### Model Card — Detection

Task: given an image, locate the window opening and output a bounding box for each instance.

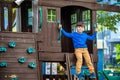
[82,10,91,31]
[27,8,32,27]
[12,8,17,32]
[71,13,77,32]
[47,9,56,22]
[4,7,8,30]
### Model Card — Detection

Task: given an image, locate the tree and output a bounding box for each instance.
[115,44,120,64]
[97,11,120,32]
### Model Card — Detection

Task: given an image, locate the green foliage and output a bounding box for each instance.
[4,0,13,2]
[115,44,120,60]
[97,11,120,32]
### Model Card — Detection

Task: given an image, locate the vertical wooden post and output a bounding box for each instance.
[32,0,38,33]
[8,3,12,31]
[91,10,98,80]
[39,61,43,80]
[66,53,73,80]
[1,3,4,31]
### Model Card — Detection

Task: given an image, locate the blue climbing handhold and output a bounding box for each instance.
[28,62,36,69]
[8,42,16,48]
[57,20,61,24]
[27,47,35,54]
[0,47,7,53]
[93,23,97,28]
[0,61,8,67]
[11,77,18,80]
[18,57,26,63]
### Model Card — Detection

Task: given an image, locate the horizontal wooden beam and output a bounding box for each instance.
[38,52,76,62]
[39,52,66,62]
[94,4,120,12]
[39,0,120,12]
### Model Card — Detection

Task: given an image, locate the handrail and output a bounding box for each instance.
[39,7,43,31]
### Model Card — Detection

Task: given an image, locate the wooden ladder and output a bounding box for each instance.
[65,53,73,80]
[65,53,83,80]
[65,53,96,80]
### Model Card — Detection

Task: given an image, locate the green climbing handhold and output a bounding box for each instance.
[27,47,35,54]
[28,62,36,69]
[0,61,8,67]
[93,23,97,28]
[18,57,26,63]
[11,77,18,80]
[57,20,61,24]
[8,41,16,48]
[0,47,7,53]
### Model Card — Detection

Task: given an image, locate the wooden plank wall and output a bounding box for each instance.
[0,32,38,80]
[37,6,61,53]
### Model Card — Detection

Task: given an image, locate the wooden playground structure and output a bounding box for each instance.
[0,0,120,80]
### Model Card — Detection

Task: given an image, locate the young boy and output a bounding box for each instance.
[58,21,97,78]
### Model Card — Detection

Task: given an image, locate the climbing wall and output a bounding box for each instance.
[0,32,38,80]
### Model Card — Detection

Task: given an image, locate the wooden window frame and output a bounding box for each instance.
[71,13,77,32]
[47,9,56,23]
[82,10,91,31]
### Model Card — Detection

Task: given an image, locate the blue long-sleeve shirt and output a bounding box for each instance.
[61,28,97,48]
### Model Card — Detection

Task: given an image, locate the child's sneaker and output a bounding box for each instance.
[76,73,84,79]
[90,73,96,78]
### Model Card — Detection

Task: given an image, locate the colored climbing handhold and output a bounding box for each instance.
[27,47,35,54]
[18,57,26,63]
[0,47,7,53]
[57,20,61,24]
[28,62,36,69]
[94,40,97,46]
[11,77,18,80]
[0,61,8,67]
[8,41,16,48]
[93,23,97,28]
